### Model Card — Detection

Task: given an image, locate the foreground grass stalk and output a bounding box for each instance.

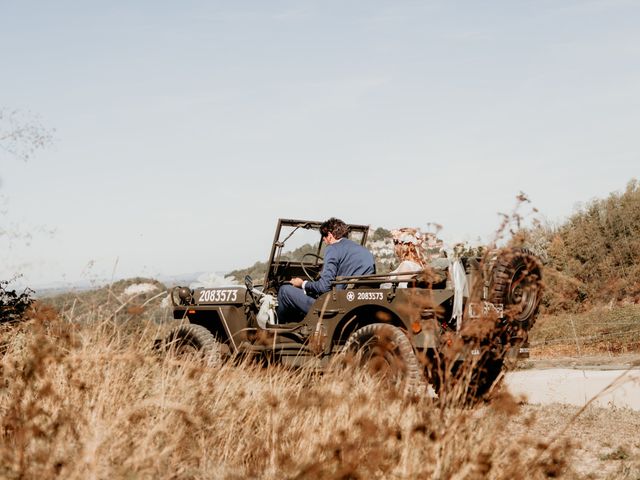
[3,311,635,479]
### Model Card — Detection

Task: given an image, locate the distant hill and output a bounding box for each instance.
[38,277,171,324]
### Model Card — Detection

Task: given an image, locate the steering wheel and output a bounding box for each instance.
[301,253,324,281]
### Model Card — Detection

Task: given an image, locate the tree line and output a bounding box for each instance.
[520,179,640,312]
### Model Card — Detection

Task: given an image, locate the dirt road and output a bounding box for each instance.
[505,366,640,410]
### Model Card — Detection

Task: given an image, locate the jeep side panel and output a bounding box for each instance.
[301,288,453,355]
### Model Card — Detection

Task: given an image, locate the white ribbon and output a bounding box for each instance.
[451,259,467,331]
[257,294,276,328]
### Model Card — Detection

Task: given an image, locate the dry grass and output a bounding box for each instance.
[507,404,640,480]
[0,310,585,480]
[1,290,638,479]
[530,304,640,356]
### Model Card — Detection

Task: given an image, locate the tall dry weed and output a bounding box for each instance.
[0,307,575,479]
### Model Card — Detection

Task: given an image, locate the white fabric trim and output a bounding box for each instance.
[257,294,276,328]
[451,259,467,331]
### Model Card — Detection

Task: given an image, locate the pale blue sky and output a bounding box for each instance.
[1,0,639,288]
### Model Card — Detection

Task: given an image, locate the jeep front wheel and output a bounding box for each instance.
[162,324,226,365]
[344,323,424,393]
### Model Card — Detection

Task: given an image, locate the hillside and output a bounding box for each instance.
[518,179,640,313]
[34,277,172,325]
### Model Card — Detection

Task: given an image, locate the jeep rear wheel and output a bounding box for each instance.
[434,351,504,406]
[163,324,226,365]
[466,352,504,402]
[344,323,424,393]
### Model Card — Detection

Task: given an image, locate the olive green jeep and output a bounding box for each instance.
[162,218,542,398]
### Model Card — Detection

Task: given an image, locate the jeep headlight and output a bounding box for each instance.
[176,286,193,305]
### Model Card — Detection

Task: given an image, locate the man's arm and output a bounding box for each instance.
[304,246,339,296]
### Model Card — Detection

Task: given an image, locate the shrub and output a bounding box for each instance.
[0,279,34,323]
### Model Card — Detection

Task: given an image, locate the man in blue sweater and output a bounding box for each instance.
[276,217,375,323]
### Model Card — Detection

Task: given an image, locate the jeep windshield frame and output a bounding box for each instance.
[263,218,370,287]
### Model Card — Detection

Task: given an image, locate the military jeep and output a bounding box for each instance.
[163,218,542,398]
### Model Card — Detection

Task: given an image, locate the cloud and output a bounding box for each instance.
[552,0,640,15]
[272,8,311,21]
[190,272,239,289]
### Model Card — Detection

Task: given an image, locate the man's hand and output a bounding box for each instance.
[290,277,304,288]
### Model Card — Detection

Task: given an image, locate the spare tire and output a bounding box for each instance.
[488,248,542,329]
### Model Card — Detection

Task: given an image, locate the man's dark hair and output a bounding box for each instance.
[320,217,349,240]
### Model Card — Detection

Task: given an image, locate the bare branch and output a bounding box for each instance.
[0,108,55,162]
